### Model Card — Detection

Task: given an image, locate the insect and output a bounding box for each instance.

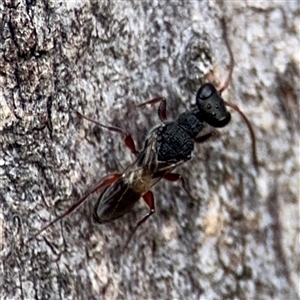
[29,17,258,245]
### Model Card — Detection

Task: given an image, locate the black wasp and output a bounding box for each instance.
[30,18,257,245]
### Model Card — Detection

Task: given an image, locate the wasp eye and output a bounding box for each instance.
[197,83,216,101]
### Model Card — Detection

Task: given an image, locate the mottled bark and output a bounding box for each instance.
[0,1,299,299]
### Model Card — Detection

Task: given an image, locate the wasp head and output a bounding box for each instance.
[196,83,231,128]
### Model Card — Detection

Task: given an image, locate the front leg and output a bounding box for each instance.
[77,112,138,155]
[194,131,217,144]
[137,96,167,122]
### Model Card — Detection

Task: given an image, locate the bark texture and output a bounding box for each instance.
[0,1,299,299]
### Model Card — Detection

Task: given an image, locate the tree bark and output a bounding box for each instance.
[0,1,299,299]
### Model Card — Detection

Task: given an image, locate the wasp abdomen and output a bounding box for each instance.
[93,178,141,224]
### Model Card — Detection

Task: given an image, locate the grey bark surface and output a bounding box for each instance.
[0,1,299,299]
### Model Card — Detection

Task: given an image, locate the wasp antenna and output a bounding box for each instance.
[218,17,234,95]
[225,101,259,171]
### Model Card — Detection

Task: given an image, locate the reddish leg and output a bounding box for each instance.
[163,172,198,202]
[136,97,167,122]
[29,173,121,242]
[194,131,217,144]
[124,190,155,248]
[77,112,138,155]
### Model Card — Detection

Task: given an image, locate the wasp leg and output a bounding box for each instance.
[77,112,138,155]
[124,190,155,248]
[194,131,217,144]
[163,172,198,202]
[29,173,121,242]
[136,97,167,122]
